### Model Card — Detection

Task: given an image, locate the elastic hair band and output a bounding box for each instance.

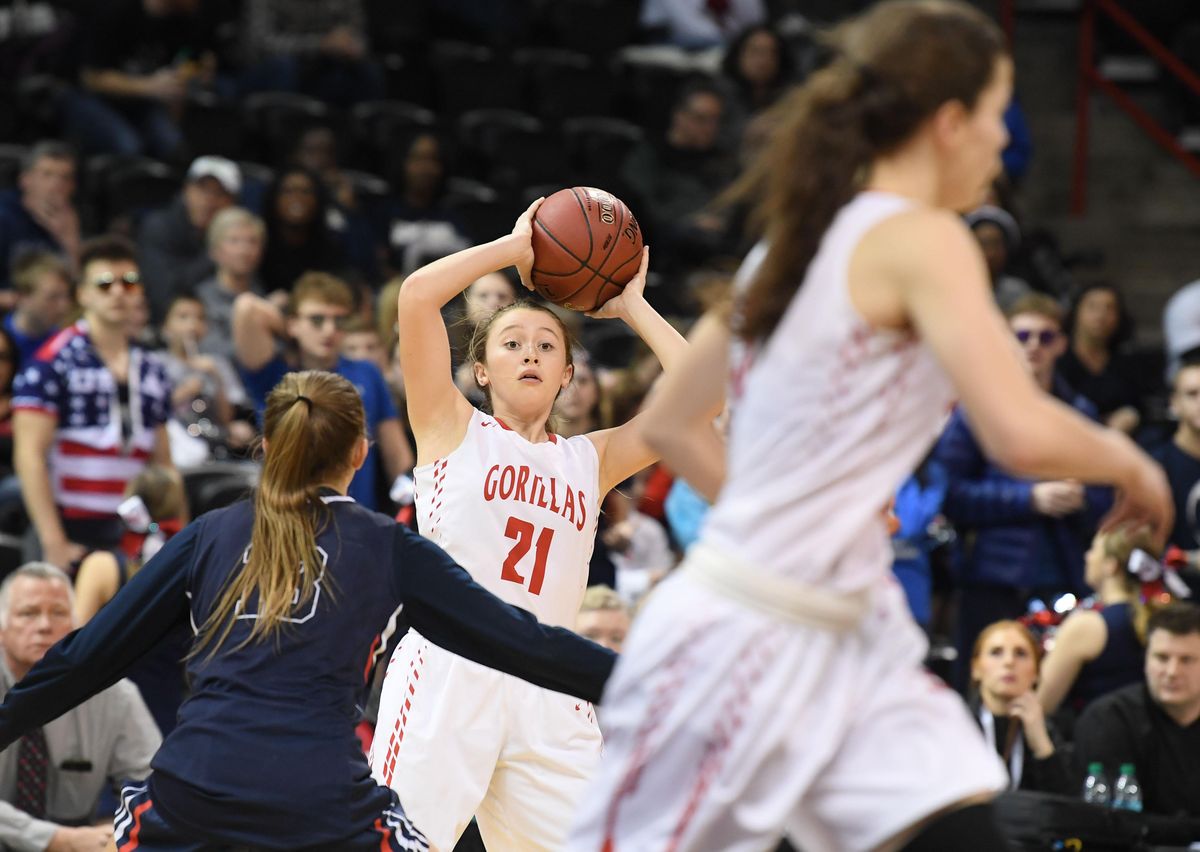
[294,394,313,410]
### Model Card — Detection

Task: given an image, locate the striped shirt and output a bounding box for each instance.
[13,320,172,520]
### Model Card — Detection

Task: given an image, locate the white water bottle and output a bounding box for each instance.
[1082,762,1110,806]
[1112,763,1143,812]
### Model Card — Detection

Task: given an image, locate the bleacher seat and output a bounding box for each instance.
[181,92,245,161]
[0,144,29,192]
[430,41,522,116]
[242,92,331,165]
[442,177,514,245]
[457,108,567,191]
[515,48,620,123]
[102,159,181,223]
[181,462,258,518]
[349,100,436,171]
[562,116,644,190]
[545,0,640,59]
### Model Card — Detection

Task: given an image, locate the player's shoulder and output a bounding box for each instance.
[864,205,973,255]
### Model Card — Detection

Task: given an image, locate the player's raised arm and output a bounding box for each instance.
[887,209,1172,542]
[396,200,543,463]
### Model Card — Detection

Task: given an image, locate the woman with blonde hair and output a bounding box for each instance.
[1038,524,1160,717]
[0,370,613,851]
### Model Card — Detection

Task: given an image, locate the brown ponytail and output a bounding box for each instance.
[193,371,366,659]
[724,0,1007,342]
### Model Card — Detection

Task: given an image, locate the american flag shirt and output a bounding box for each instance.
[13,320,172,520]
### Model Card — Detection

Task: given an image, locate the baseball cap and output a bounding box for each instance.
[186,156,241,196]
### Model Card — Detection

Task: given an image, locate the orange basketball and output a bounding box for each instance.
[529,186,643,312]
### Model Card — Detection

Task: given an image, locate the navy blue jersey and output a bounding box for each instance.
[0,494,614,848]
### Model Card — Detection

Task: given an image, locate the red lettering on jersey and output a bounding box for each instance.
[535,477,549,509]
[483,465,500,501]
[515,465,530,502]
[576,490,587,531]
[563,487,576,525]
[529,474,542,506]
[548,478,560,513]
[498,465,515,500]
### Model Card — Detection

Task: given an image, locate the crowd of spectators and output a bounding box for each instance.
[0,0,1197,847]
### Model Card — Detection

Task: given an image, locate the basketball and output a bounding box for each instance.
[530,186,644,312]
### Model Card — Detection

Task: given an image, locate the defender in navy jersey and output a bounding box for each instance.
[0,371,613,851]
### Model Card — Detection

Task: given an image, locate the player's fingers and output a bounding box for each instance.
[518,196,545,226]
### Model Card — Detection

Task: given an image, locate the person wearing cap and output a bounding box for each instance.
[136,156,240,320]
[966,203,1032,312]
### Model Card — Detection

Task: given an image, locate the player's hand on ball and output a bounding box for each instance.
[587,246,650,320]
[511,196,544,292]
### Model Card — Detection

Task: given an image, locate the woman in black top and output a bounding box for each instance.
[969,619,1074,794]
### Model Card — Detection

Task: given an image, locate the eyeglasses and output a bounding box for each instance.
[91,272,142,293]
[1014,329,1060,348]
[300,312,350,331]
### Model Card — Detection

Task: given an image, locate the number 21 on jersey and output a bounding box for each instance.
[501,516,554,595]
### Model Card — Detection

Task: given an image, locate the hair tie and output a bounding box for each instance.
[294,394,313,410]
[1127,548,1162,583]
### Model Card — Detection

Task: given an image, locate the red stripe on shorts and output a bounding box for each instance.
[118,799,153,851]
[380,643,426,788]
[666,626,779,851]
[601,620,713,848]
[374,816,391,852]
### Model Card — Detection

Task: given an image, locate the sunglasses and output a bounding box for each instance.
[300,312,350,331]
[1014,329,1059,348]
[91,272,142,293]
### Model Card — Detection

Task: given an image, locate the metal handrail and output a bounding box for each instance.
[1072,0,1200,214]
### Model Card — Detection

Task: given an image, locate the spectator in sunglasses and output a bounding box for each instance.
[232,271,412,510]
[12,235,174,569]
[933,293,1112,691]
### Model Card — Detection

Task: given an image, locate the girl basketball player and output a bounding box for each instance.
[0,371,614,851]
[370,207,686,850]
[568,3,1173,851]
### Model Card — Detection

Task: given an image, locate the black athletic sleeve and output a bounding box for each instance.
[0,522,199,749]
[392,526,616,704]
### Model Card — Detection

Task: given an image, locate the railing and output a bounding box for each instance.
[1072,0,1200,214]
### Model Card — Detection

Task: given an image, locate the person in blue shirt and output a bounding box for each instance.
[0,369,614,851]
[3,249,74,369]
[232,271,413,510]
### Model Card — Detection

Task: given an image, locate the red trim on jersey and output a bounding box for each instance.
[118,799,153,851]
[32,321,83,362]
[60,476,129,494]
[493,416,558,444]
[58,440,152,459]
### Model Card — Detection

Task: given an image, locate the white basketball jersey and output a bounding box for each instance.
[702,191,956,592]
[414,409,601,627]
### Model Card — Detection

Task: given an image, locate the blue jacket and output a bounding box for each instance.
[933,377,1112,591]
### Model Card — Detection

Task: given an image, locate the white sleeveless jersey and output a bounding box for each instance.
[701,191,956,592]
[414,408,601,627]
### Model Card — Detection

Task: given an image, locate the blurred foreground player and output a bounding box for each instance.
[569,3,1172,850]
[0,371,614,851]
